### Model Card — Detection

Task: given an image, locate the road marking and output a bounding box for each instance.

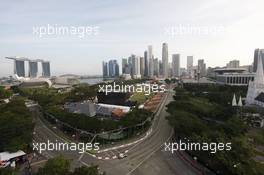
[96,93,169,154]
[33,89,172,164]
[78,153,85,161]
[114,149,121,154]
[30,159,47,166]
[126,129,173,175]
[37,117,69,143]
[80,160,90,167]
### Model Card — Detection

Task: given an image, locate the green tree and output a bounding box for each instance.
[36,156,70,175]
[71,166,100,175]
[0,86,12,99]
[0,97,34,152]
[36,156,101,175]
[0,168,16,175]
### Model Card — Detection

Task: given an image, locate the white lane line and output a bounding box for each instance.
[80,160,90,167]
[30,160,47,166]
[126,129,173,175]
[109,150,116,157]
[78,153,85,161]
[127,129,152,152]
[127,93,169,154]
[113,149,121,154]
[98,128,153,154]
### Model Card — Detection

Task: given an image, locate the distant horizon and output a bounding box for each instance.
[1,51,255,78]
[0,49,255,78]
[1,0,263,77]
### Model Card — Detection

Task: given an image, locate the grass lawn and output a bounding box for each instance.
[129,92,153,104]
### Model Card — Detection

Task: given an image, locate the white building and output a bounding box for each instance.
[121,74,132,80]
[0,150,26,168]
[215,68,254,86]
[227,60,240,68]
[246,55,264,107]
[131,55,141,79]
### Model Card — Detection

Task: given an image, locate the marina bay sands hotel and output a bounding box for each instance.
[6,57,51,78]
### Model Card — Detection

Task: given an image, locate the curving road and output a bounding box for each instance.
[32,88,200,175]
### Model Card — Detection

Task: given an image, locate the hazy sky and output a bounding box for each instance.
[0,0,264,76]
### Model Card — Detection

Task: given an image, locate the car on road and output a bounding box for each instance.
[118,153,127,159]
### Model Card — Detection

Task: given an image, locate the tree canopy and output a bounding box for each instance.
[35,156,101,175]
[0,97,34,152]
[166,84,264,175]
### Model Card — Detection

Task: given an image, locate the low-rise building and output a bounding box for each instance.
[95,103,130,117]
[215,68,255,86]
[64,101,96,117]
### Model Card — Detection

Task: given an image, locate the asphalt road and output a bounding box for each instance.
[32,89,200,175]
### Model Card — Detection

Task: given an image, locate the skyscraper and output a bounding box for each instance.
[172,54,180,77]
[122,58,131,75]
[14,60,25,77]
[131,55,141,78]
[148,45,154,77]
[162,43,169,78]
[108,59,119,77]
[153,58,159,77]
[6,57,50,79]
[253,48,264,72]
[198,59,206,78]
[29,61,38,78]
[42,61,51,77]
[187,56,193,77]
[102,61,108,77]
[140,57,145,76]
[122,58,128,74]
[159,60,163,76]
[144,50,148,77]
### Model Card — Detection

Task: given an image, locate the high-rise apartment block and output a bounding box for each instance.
[172,54,180,77]
[162,43,169,78]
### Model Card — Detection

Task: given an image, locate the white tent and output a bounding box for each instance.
[0,150,26,161]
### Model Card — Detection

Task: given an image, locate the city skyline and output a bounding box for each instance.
[1,1,264,175]
[1,0,264,76]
